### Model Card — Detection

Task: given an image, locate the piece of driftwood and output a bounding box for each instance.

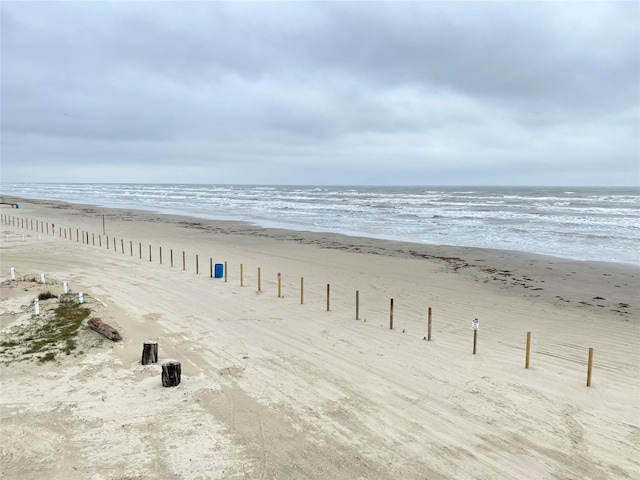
[141,341,158,365]
[162,361,181,387]
[87,317,122,341]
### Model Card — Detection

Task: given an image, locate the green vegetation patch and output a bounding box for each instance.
[38,291,58,301]
[1,298,91,364]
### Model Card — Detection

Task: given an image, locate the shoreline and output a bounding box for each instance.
[3,191,637,267]
[1,195,639,479]
[3,195,639,320]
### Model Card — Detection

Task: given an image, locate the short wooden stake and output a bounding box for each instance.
[300,277,304,304]
[278,273,282,298]
[327,284,330,311]
[92,233,95,246]
[112,236,116,251]
[141,341,158,365]
[389,298,394,330]
[258,268,262,292]
[106,235,109,248]
[182,251,185,271]
[210,258,213,278]
[473,329,478,354]
[121,239,124,254]
[225,261,227,282]
[525,331,531,368]
[99,234,101,247]
[240,263,243,286]
[161,361,181,387]
[355,290,360,320]
[427,307,432,341]
[160,246,163,264]
[130,240,133,256]
[149,244,152,262]
[171,249,174,267]
[587,347,594,387]
[196,254,199,274]
[139,242,142,259]
[69,227,72,240]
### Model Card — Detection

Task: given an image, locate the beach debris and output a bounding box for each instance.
[162,360,181,387]
[87,317,122,341]
[141,340,158,365]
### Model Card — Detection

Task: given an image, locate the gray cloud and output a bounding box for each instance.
[1,1,638,185]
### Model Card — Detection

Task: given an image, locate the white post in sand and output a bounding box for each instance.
[10,267,15,281]
[78,292,84,304]
[40,273,46,284]
[63,281,69,294]
[34,298,40,316]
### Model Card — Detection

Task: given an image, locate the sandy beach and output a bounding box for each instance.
[1,197,638,480]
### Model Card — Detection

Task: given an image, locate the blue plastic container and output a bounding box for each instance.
[214,263,224,278]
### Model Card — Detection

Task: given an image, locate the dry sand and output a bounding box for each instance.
[0,197,638,480]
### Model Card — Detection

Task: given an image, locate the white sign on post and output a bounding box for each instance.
[472,318,479,330]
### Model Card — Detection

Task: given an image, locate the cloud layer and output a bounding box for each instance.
[2,1,638,185]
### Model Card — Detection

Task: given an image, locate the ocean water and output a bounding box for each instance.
[2,184,639,265]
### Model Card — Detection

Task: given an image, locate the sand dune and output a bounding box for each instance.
[1,198,638,479]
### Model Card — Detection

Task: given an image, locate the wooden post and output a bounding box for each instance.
[390,298,394,330]
[258,268,262,292]
[182,251,185,271]
[171,249,174,267]
[356,290,360,320]
[525,331,531,368]
[428,307,432,341]
[240,263,243,285]
[160,246,163,264]
[99,234,101,246]
[92,233,95,246]
[196,254,199,274]
[161,361,181,387]
[473,330,478,354]
[69,227,72,240]
[327,284,330,311]
[278,273,282,298]
[107,235,109,248]
[149,244,152,262]
[141,341,158,365]
[113,236,116,251]
[210,258,213,278]
[139,242,142,259]
[225,261,228,282]
[587,347,594,387]
[300,277,304,304]
[130,240,133,256]
[121,239,124,254]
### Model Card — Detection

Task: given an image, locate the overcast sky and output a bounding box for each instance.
[1,1,638,186]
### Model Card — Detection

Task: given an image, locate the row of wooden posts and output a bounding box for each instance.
[2,213,596,387]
